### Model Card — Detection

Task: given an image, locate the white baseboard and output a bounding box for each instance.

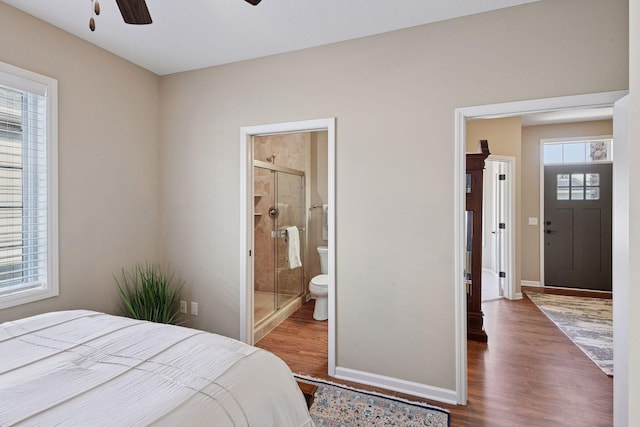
[513,292,523,300]
[521,280,542,287]
[334,366,457,405]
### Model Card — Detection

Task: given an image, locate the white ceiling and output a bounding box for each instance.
[3,0,542,75]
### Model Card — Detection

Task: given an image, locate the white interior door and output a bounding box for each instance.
[495,161,507,297]
[482,161,497,273]
[482,160,507,301]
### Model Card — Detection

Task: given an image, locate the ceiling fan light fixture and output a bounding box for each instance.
[245,0,262,5]
[89,0,97,31]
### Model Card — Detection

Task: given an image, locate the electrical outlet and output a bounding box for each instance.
[179,301,187,314]
[191,301,198,316]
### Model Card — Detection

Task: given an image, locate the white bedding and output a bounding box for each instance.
[0,310,313,426]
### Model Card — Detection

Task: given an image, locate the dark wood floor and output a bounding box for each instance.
[256,294,613,426]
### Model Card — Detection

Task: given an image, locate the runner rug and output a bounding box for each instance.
[524,291,613,376]
[295,375,450,427]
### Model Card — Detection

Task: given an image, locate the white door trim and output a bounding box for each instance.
[612,95,630,426]
[486,155,517,300]
[454,90,627,405]
[239,118,337,376]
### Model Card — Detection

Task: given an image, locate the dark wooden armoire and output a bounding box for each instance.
[466,140,490,342]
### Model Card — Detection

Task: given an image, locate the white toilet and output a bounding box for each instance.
[309,246,329,321]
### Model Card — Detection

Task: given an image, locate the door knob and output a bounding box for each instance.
[545,229,557,234]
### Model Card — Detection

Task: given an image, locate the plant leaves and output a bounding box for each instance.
[114,262,184,324]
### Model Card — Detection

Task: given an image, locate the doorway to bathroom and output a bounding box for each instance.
[240,118,336,376]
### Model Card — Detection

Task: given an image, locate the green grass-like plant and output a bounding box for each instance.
[115,262,184,324]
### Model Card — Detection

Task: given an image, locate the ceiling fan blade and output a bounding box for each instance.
[245,0,262,5]
[115,0,152,25]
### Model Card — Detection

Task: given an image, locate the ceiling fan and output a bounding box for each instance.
[90,0,263,31]
[116,0,263,24]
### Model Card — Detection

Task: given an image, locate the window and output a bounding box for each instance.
[556,173,600,201]
[0,62,57,309]
[543,138,613,165]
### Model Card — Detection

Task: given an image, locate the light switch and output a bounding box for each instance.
[528,217,538,226]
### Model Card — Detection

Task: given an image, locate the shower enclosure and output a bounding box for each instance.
[253,160,306,339]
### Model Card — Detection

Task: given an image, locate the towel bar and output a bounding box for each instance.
[271,226,304,238]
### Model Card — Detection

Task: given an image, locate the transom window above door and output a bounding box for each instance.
[543,138,612,165]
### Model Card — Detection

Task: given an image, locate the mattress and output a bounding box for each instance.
[0,310,313,426]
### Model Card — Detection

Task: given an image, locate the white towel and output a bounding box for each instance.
[322,204,328,241]
[285,226,302,269]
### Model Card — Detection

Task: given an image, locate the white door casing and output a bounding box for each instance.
[612,95,629,427]
[239,118,336,376]
[454,90,628,405]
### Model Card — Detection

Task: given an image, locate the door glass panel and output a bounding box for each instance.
[275,171,305,310]
[586,187,600,200]
[557,174,570,187]
[571,173,584,186]
[571,187,584,200]
[253,167,276,325]
[557,187,570,200]
[586,173,600,186]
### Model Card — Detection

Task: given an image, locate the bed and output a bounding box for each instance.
[0,310,313,426]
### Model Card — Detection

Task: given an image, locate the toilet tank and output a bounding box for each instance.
[317,246,329,274]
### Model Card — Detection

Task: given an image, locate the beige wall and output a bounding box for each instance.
[466,116,523,292]
[0,4,161,323]
[521,120,613,283]
[160,0,628,391]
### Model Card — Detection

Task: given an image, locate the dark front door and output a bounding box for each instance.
[543,163,612,291]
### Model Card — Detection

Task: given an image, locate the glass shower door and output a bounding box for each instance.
[274,171,305,310]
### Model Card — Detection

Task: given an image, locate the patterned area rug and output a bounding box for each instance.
[295,375,449,427]
[524,291,613,376]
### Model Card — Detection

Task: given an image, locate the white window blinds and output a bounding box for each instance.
[0,62,57,308]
